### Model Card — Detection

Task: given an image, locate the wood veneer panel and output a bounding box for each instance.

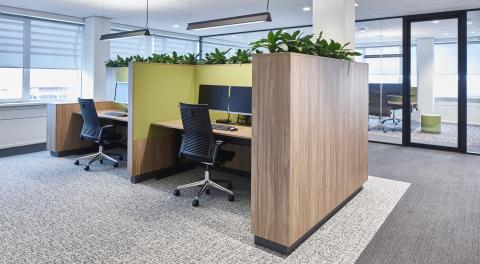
[130,135,177,176]
[251,53,292,245]
[251,53,368,248]
[288,54,369,244]
[47,102,121,153]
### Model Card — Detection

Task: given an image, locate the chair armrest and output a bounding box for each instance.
[98,124,115,141]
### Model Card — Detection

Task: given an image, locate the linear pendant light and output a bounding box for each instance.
[187,0,272,31]
[100,0,151,40]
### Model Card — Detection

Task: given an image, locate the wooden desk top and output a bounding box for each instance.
[151,119,252,140]
[74,109,129,123]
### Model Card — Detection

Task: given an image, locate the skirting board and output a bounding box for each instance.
[254,186,364,255]
[0,143,46,158]
[130,163,197,184]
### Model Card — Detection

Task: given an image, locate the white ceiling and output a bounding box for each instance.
[0,0,478,36]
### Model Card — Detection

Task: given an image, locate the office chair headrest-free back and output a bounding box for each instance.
[78,98,101,141]
[178,103,216,163]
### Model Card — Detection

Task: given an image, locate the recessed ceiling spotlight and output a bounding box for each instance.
[355,3,359,7]
[432,20,440,24]
[471,31,476,34]
[173,24,180,28]
[467,19,473,25]
[303,6,311,11]
[231,35,236,38]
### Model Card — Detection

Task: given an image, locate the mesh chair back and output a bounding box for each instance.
[179,103,215,163]
[78,98,101,141]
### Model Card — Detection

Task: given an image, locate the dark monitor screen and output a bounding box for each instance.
[229,86,252,115]
[114,83,129,104]
[198,85,229,112]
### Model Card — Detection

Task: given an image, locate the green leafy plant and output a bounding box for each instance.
[228,49,252,64]
[250,29,361,61]
[148,53,171,64]
[203,48,231,64]
[250,29,287,53]
[178,53,199,65]
[311,32,361,60]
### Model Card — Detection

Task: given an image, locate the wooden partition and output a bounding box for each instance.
[47,101,122,156]
[251,53,369,253]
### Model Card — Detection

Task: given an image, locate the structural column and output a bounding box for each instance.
[312,0,356,48]
[416,38,435,116]
[83,16,111,100]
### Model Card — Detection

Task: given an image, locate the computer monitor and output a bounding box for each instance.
[114,83,129,104]
[198,85,229,112]
[229,86,252,115]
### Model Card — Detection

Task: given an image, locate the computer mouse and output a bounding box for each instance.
[229,127,238,131]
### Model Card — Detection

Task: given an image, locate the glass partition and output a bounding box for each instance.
[467,11,480,153]
[356,18,403,144]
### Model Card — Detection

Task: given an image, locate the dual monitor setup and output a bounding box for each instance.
[198,85,252,125]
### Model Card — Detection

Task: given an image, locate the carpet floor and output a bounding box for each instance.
[356,143,480,264]
[0,151,409,264]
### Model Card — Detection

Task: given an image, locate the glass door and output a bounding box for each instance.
[406,15,465,150]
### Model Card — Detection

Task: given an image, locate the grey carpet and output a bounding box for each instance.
[356,143,480,264]
[0,151,409,264]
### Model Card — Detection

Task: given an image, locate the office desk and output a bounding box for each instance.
[151,119,251,140]
[151,119,252,174]
[73,109,128,123]
[47,101,126,156]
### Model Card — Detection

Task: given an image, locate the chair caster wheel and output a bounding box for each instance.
[118,155,123,161]
[192,199,199,207]
[205,188,210,195]
[99,159,104,164]
[228,195,234,202]
[227,183,233,190]
[74,160,80,165]
[113,163,119,168]
[84,166,90,171]
[173,189,180,196]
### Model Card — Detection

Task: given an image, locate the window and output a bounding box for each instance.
[0,16,24,101]
[29,20,83,101]
[154,36,198,55]
[0,14,83,102]
[110,29,151,58]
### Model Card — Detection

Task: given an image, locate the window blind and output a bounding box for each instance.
[0,15,24,68]
[30,20,83,69]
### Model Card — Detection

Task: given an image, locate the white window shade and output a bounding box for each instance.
[154,35,198,55]
[30,20,83,69]
[110,29,151,58]
[0,16,24,68]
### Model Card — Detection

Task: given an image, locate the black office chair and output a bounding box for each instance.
[74,98,122,171]
[173,103,235,207]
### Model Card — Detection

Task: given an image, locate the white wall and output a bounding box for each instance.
[0,104,46,149]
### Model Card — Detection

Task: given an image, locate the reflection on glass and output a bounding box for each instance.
[29,69,82,101]
[467,11,480,153]
[356,18,403,144]
[410,19,458,147]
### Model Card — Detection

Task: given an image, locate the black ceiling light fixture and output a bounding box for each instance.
[100,0,151,40]
[187,0,272,31]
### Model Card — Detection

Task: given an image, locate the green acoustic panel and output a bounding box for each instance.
[132,63,196,139]
[421,114,441,133]
[116,67,129,83]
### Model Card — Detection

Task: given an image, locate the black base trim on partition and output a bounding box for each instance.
[0,143,46,158]
[254,186,364,255]
[130,163,197,184]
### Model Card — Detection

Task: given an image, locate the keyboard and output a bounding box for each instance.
[211,123,238,131]
[104,111,128,117]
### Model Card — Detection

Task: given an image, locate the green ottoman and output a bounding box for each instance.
[421,114,441,133]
